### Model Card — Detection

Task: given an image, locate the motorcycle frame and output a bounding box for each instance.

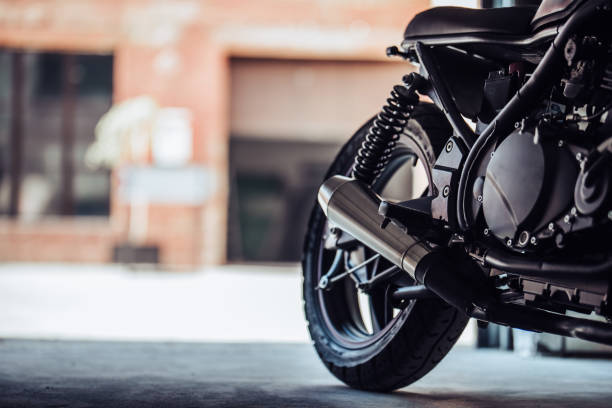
[401,0,610,232]
[385,0,612,344]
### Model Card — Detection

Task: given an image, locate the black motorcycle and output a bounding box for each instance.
[302,0,612,391]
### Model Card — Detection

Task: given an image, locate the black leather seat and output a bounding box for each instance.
[404,6,538,40]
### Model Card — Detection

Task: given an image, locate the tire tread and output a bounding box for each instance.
[302,103,467,392]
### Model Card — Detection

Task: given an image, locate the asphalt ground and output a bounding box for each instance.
[1,340,611,408]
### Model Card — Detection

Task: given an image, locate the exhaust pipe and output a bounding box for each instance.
[318,175,487,314]
[317,175,612,345]
[318,175,429,280]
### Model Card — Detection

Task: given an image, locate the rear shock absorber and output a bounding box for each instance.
[352,73,424,185]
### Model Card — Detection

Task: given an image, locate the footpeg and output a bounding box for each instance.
[378,197,448,243]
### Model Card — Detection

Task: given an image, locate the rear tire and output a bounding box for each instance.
[302,103,469,392]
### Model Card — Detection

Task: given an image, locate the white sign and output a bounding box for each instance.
[118,165,215,205]
[152,108,193,167]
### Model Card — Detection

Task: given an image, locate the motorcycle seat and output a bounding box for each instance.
[404,6,538,40]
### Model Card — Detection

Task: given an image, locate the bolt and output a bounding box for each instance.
[477,320,489,329]
[570,207,577,216]
[514,122,521,129]
[506,239,513,247]
[402,73,415,85]
[533,127,541,145]
[548,222,555,231]
[483,228,489,236]
[576,152,583,162]
[445,140,454,153]
[357,282,369,291]
[318,276,329,290]
[558,140,565,147]
[442,186,450,197]
[477,195,483,202]
[555,232,565,248]
[490,152,495,158]
[530,236,538,245]
[564,214,572,224]
[518,231,530,247]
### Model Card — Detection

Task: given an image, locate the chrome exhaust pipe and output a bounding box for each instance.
[317,175,430,279]
[318,175,488,315]
[317,178,612,344]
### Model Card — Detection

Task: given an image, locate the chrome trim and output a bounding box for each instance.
[318,175,430,278]
[317,175,350,217]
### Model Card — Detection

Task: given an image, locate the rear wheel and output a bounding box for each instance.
[302,103,468,392]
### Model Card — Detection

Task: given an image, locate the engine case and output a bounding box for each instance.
[482,128,579,244]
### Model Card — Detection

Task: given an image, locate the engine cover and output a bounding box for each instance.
[482,128,578,243]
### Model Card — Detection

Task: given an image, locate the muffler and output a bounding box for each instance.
[318,175,429,279]
[318,175,488,314]
[318,175,612,345]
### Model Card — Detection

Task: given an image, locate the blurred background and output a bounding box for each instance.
[0,0,607,355]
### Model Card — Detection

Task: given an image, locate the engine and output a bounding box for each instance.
[474,119,612,316]
[469,38,612,318]
[481,125,579,249]
[476,35,612,254]
[478,118,612,257]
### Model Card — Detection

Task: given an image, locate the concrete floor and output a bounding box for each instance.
[0,263,311,343]
[0,341,611,408]
[0,262,477,345]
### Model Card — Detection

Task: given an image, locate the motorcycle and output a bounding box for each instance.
[302,0,612,391]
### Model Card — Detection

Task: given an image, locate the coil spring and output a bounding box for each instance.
[352,75,420,185]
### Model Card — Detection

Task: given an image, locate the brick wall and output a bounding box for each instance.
[0,0,429,267]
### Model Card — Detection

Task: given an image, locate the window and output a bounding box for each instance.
[227,58,412,262]
[0,50,113,219]
[227,138,339,262]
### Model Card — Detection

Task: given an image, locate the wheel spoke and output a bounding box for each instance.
[314,123,438,346]
[383,285,394,325]
[343,276,368,335]
[368,290,385,332]
[368,284,394,331]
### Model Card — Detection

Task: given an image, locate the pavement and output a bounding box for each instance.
[0,262,476,345]
[0,263,311,343]
[2,263,610,407]
[1,340,611,408]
